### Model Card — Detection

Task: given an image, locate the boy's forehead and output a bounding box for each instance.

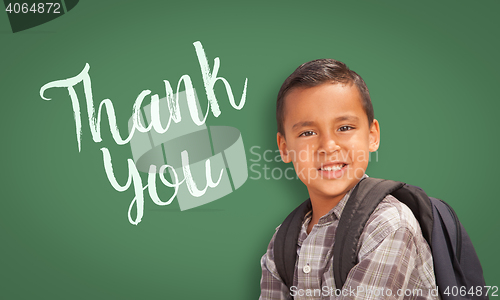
[283,83,365,119]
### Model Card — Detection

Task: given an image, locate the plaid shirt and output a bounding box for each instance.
[259,179,439,300]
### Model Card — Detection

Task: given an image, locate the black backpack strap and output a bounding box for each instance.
[333,178,405,289]
[274,198,312,289]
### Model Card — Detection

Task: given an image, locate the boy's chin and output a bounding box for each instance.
[308,180,356,200]
[308,173,365,200]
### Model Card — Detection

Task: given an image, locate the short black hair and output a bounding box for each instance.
[276,59,374,136]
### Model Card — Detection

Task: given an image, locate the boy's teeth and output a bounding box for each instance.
[321,164,344,171]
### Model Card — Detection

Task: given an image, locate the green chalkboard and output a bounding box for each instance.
[1,0,499,299]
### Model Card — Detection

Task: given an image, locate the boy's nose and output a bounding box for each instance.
[318,134,340,154]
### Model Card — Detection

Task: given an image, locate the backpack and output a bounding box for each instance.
[274,177,488,300]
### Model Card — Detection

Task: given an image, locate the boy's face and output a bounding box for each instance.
[277,83,380,203]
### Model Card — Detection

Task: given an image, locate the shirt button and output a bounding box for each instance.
[303,264,311,274]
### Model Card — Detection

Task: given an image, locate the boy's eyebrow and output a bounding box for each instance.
[291,116,360,130]
[334,115,360,122]
[292,121,315,130]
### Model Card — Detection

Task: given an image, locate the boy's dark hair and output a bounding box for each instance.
[276,59,374,136]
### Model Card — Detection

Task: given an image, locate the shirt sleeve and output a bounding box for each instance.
[339,204,439,300]
[259,231,292,300]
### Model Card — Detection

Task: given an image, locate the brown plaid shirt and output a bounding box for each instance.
[259,178,439,300]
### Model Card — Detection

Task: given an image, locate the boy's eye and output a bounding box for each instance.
[299,130,316,137]
[338,126,354,132]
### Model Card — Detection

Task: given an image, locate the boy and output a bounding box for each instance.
[259,59,438,299]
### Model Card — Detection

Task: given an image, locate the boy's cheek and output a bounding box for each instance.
[292,162,306,183]
[349,156,369,180]
[352,165,367,179]
[292,161,316,183]
[354,150,370,163]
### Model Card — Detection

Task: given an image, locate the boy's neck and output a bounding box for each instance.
[306,175,367,234]
[306,192,346,234]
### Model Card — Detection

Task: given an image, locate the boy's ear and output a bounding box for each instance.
[277,132,292,163]
[369,119,380,152]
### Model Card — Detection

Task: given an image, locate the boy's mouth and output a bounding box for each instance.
[319,163,347,171]
[318,163,348,179]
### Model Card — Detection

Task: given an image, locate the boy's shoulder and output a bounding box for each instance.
[358,194,428,258]
[368,194,421,233]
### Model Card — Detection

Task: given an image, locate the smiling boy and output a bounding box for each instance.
[259,59,438,299]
